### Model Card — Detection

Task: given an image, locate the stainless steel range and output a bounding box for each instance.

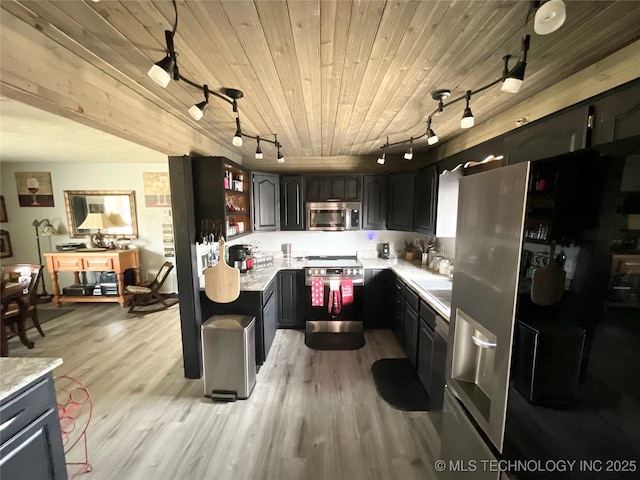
[304,256,364,343]
[304,256,364,286]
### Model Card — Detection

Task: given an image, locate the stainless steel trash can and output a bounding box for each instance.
[201,314,256,401]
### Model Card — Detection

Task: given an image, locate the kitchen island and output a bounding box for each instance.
[0,357,67,480]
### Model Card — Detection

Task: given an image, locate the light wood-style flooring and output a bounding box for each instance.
[6,304,442,480]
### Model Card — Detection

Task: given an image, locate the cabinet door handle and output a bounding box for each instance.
[0,408,25,431]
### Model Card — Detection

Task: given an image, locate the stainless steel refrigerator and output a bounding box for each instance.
[440,154,640,480]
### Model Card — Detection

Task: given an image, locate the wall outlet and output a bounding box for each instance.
[413,238,420,246]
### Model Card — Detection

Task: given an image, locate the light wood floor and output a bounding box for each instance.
[6,304,442,480]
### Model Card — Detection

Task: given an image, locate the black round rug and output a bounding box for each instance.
[371,358,430,411]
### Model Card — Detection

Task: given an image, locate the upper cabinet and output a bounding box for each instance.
[305,175,362,202]
[413,165,438,235]
[591,80,640,147]
[387,172,415,231]
[505,106,590,165]
[191,156,251,240]
[280,175,305,231]
[362,175,387,230]
[252,173,280,232]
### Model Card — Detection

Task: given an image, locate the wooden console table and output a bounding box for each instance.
[44,249,141,307]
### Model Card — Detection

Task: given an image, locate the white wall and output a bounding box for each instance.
[0,161,176,291]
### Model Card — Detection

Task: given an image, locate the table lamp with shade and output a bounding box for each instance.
[32,218,58,301]
[77,213,116,248]
[107,212,132,249]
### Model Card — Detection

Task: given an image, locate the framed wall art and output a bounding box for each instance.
[0,195,7,222]
[15,171,55,207]
[0,230,12,258]
[143,172,171,208]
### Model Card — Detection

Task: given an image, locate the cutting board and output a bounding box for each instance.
[204,237,240,303]
[531,244,566,306]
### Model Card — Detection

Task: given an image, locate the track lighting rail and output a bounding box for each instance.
[147,0,284,162]
[378,0,561,163]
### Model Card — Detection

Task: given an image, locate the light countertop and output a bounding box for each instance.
[199,255,452,320]
[0,357,63,402]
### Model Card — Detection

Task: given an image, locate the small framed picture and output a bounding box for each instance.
[0,196,7,222]
[0,230,13,258]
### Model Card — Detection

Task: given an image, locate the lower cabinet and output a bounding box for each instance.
[417,299,447,411]
[262,283,278,358]
[278,269,304,328]
[392,277,405,344]
[403,287,419,368]
[0,373,68,480]
[199,276,279,365]
[363,268,393,328]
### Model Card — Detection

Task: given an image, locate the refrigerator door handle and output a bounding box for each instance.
[471,334,497,349]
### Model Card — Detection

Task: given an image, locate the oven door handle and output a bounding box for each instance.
[305,277,365,286]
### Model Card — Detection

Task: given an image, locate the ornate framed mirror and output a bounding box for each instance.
[64,190,138,239]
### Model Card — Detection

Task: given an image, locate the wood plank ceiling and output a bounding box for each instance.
[2,0,640,171]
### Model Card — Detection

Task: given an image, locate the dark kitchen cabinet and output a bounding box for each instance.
[387,172,415,231]
[393,276,405,344]
[403,287,420,368]
[591,80,640,146]
[505,106,590,165]
[305,175,362,202]
[280,176,305,230]
[190,156,251,241]
[417,299,447,411]
[262,279,278,358]
[0,373,68,480]
[363,268,393,328]
[417,317,435,394]
[252,172,280,232]
[414,165,438,235]
[362,175,387,230]
[278,269,304,328]
[200,276,279,366]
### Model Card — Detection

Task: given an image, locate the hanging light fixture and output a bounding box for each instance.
[461,90,474,129]
[432,89,451,116]
[501,35,530,94]
[188,84,209,120]
[276,135,284,163]
[426,117,439,145]
[534,0,566,35]
[232,117,243,146]
[404,137,414,160]
[255,136,263,159]
[148,30,178,88]
[377,139,388,165]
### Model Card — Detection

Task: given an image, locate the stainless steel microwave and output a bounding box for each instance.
[306,202,361,231]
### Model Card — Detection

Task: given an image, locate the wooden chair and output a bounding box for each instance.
[2,264,45,337]
[125,262,178,314]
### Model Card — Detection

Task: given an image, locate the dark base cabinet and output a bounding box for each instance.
[403,287,420,368]
[363,269,393,328]
[392,276,405,344]
[417,299,447,411]
[0,373,68,480]
[199,277,278,366]
[278,270,304,328]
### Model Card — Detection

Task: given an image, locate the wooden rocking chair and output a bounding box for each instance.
[125,262,178,314]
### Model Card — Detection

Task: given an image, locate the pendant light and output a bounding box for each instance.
[276,135,284,163]
[461,90,474,129]
[148,31,178,88]
[404,137,414,160]
[232,117,243,146]
[426,117,439,146]
[255,136,263,159]
[534,0,566,35]
[377,139,388,165]
[188,84,209,120]
[501,36,530,94]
